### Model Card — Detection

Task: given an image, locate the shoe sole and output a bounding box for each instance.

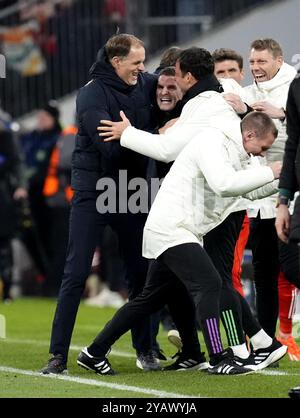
[40,369,68,375]
[77,360,115,375]
[198,362,209,371]
[165,362,209,372]
[136,359,161,372]
[167,332,183,351]
[207,368,255,376]
[255,345,288,371]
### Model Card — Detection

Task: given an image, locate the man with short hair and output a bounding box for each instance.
[98,47,285,368]
[212,48,244,84]
[41,34,161,375]
[78,111,286,376]
[155,66,183,126]
[243,39,299,352]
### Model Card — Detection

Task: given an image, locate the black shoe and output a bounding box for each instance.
[40,354,68,375]
[212,348,258,372]
[208,350,253,375]
[163,352,208,371]
[136,350,161,371]
[77,347,116,375]
[246,338,287,371]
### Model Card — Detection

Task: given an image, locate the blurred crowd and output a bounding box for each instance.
[0,100,126,303]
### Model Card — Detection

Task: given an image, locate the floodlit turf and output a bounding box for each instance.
[0,298,300,398]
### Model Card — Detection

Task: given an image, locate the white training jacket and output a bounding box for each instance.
[121,80,271,222]
[121,79,246,164]
[243,62,297,219]
[142,128,276,260]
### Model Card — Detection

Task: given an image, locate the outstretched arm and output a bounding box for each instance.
[98,111,131,141]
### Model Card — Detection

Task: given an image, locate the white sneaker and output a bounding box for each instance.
[167,329,183,351]
[84,286,125,308]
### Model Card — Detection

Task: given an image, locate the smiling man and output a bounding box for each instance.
[156,67,182,113]
[78,111,286,376]
[41,34,162,375]
[243,39,299,349]
[249,40,283,84]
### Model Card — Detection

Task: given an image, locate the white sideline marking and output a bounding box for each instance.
[0,366,199,398]
[259,370,300,376]
[3,338,135,358]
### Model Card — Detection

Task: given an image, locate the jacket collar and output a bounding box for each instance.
[183,74,223,103]
[172,74,223,116]
[89,47,136,93]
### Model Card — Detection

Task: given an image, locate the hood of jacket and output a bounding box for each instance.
[252,62,297,93]
[89,47,136,94]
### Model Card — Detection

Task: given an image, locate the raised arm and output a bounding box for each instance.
[193,129,275,197]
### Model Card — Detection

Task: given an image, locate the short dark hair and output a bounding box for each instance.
[212,48,243,70]
[158,66,176,77]
[250,38,283,58]
[159,46,182,69]
[105,33,144,60]
[177,47,214,80]
[241,111,278,138]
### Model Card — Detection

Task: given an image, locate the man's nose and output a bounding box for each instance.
[162,87,169,95]
[138,62,145,72]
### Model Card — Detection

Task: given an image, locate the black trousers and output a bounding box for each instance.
[90,243,223,360]
[204,211,261,344]
[251,216,300,337]
[49,191,159,361]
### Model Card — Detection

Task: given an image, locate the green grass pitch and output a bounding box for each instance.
[0,298,300,398]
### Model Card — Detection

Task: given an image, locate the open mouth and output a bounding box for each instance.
[254,73,266,81]
[160,98,172,104]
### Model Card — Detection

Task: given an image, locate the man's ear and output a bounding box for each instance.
[277,55,284,67]
[111,56,120,70]
[186,71,197,86]
[243,130,253,142]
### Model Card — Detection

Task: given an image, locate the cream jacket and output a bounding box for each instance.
[142,128,276,259]
[243,62,297,218]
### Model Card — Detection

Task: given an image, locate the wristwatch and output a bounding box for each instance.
[276,195,290,207]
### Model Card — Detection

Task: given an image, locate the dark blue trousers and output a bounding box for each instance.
[49,191,158,361]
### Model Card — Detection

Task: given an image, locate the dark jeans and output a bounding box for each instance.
[90,243,224,360]
[251,216,300,337]
[204,211,261,344]
[49,191,159,361]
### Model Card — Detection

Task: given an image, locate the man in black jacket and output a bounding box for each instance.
[275,72,300,288]
[276,71,300,400]
[41,34,161,374]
